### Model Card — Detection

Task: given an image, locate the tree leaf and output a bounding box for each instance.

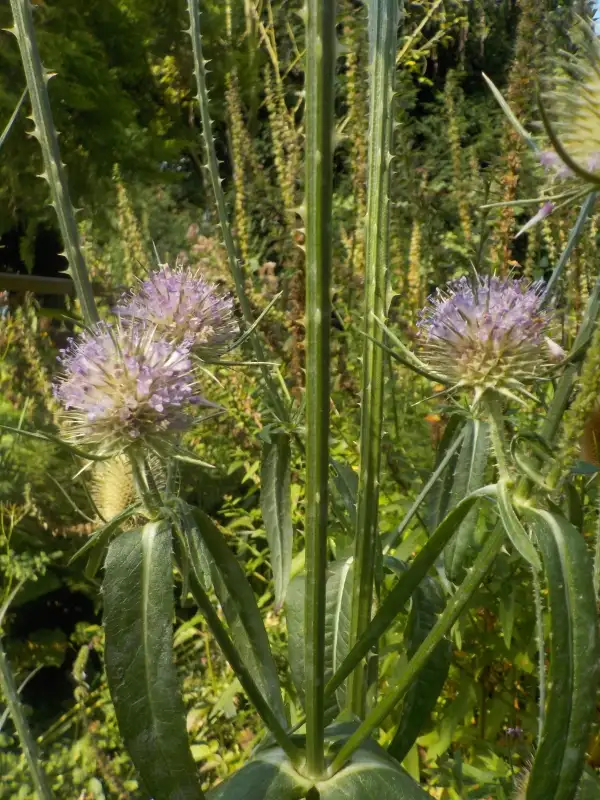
[497,480,541,571]
[103,522,203,800]
[444,420,489,579]
[388,575,451,763]
[525,509,600,800]
[188,508,287,726]
[260,433,294,608]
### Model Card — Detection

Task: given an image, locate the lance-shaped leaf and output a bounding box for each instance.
[525,509,599,800]
[444,420,489,580]
[387,570,451,763]
[286,559,354,714]
[103,522,203,800]
[497,480,541,571]
[326,557,354,710]
[187,508,286,726]
[260,433,293,608]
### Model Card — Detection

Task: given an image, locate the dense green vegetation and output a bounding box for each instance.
[2,1,600,798]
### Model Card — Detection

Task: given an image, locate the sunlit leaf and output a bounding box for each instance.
[260,433,293,608]
[103,522,202,800]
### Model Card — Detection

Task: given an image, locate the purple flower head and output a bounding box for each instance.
[54,322,198,454]
[417,275,552,399]
[116,264,238,357]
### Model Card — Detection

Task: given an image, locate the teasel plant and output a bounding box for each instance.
[4,1,600,799]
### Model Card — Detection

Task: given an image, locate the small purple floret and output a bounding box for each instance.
[116,264,238,355]
[417,275,552,393]
[54,322,196,451]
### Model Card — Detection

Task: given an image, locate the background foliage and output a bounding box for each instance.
[2,0,600,798]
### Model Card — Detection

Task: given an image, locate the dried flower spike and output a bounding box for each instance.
[116,263,238,357]
[54,322,198,455]
[417,275,552,403]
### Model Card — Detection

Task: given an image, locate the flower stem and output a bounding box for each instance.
[8,0,98,328]
[304,0,336,777]
[348,0,400,716]
[185,0,286,422]
[0,638,54,799]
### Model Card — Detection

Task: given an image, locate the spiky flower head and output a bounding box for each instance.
[116,263,237,357]
[417,276,552,403]
[539,19,600,187]
[54,322,198,455]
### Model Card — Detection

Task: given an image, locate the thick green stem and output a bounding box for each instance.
[181,562,302,767]
[0,639,54,799]
[8,0,98,327]
[185,0,286,421]
[304,0,336,777]
[348,0,400,716]
[328,524,505,774]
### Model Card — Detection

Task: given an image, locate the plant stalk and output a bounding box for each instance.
[0,639,54,799]
[348,0,400,715]
[304,0,336,777]
[8,0,98,327]
[186,0,286,422]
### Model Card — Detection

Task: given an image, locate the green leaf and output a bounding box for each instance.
[576,767,600,799]
[444,420,489,580]
[497,481,541,571]
[103,522,203,800]
[285,574,307,706]
[286,561,353,716]
[388,575,451,763]
[317,747,431,799]
[69,503,139,568]
[331,459,358,529]
[0,88,27,152]
[188,508,286,726]
[326,557,354,710]
[425,416,465,533]
[525,509,600,800]
[326,490,488,699]
[207,748,311,799]
[260,433,294,609]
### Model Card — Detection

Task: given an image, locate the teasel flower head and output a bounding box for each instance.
[54,322,199,456]
[116,263,238,358]
[417,275,553,404]
[538,18,600,189]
